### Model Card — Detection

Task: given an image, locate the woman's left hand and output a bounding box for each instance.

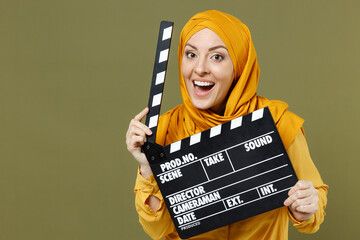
[284,180,319,221]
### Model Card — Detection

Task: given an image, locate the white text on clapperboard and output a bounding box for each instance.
[158,134,277,228]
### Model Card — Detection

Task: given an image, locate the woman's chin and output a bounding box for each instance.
[191,102,211,111]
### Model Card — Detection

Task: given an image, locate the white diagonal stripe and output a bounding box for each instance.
[162,26,172,41]
[155,71,165,85]
[251,108,264,121]
[159,49,169,63]
[210,125,222,138]
[148,115,159,129]
[190,132,201,146]
[230,116,243,129]
[152,93,162,107]
[170,140,181,153]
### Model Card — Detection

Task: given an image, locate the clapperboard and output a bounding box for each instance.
[141,21,298,239]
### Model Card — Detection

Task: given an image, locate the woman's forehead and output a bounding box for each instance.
[185,28,227,49]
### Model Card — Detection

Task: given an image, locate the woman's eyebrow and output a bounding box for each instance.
[184,43,228,51]
[185,43,197,50]
[209,45,228,51]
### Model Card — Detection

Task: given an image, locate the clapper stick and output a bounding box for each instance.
[141,22,298,239]
[141,21,173,165]
[144,21,174,144]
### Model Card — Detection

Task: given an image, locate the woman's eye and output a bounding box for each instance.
[185,51,196,58]
[211,54,224,61]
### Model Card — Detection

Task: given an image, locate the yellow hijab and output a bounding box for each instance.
[157,10,303,150]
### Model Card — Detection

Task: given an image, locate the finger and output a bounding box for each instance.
[134,107,149,122]
[131,135,146,147]
[130,119,152,136]
[129,125,148,141]
[295,202,318,214]
[288,180,313,196]
[127,135,146,152]
[289,195,318,210]
[127,124,148,143]
[284,188,313,206]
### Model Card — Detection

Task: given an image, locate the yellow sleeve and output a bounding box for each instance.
[134,167,177,239]
[286,130,328,233]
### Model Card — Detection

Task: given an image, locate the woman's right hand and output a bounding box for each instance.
[126,107,153,178]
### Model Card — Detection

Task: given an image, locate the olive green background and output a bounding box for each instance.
[1,0,359,239]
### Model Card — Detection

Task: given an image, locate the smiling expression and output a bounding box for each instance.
[181,28,235,115]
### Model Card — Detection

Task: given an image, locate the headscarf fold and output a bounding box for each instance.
[156,10,304,150]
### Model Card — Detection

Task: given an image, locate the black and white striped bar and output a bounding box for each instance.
[146,107,298,239]
[144,21,174,144]
[169,108,265,153]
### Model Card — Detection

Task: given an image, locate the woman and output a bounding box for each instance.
[126,10,328,240]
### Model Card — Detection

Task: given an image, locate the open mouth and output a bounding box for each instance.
[193,80,215,96]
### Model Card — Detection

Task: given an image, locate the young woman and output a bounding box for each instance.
[126,10,328,240]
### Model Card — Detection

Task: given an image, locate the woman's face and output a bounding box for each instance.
[181,28,235,115]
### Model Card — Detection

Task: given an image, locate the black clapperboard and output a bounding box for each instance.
[141,21,298,239]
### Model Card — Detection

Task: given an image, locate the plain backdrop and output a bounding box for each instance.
[1,0,359,239]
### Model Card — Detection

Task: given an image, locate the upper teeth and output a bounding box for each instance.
[194,81,215,86]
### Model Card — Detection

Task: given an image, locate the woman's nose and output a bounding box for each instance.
[194,58,209,75]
